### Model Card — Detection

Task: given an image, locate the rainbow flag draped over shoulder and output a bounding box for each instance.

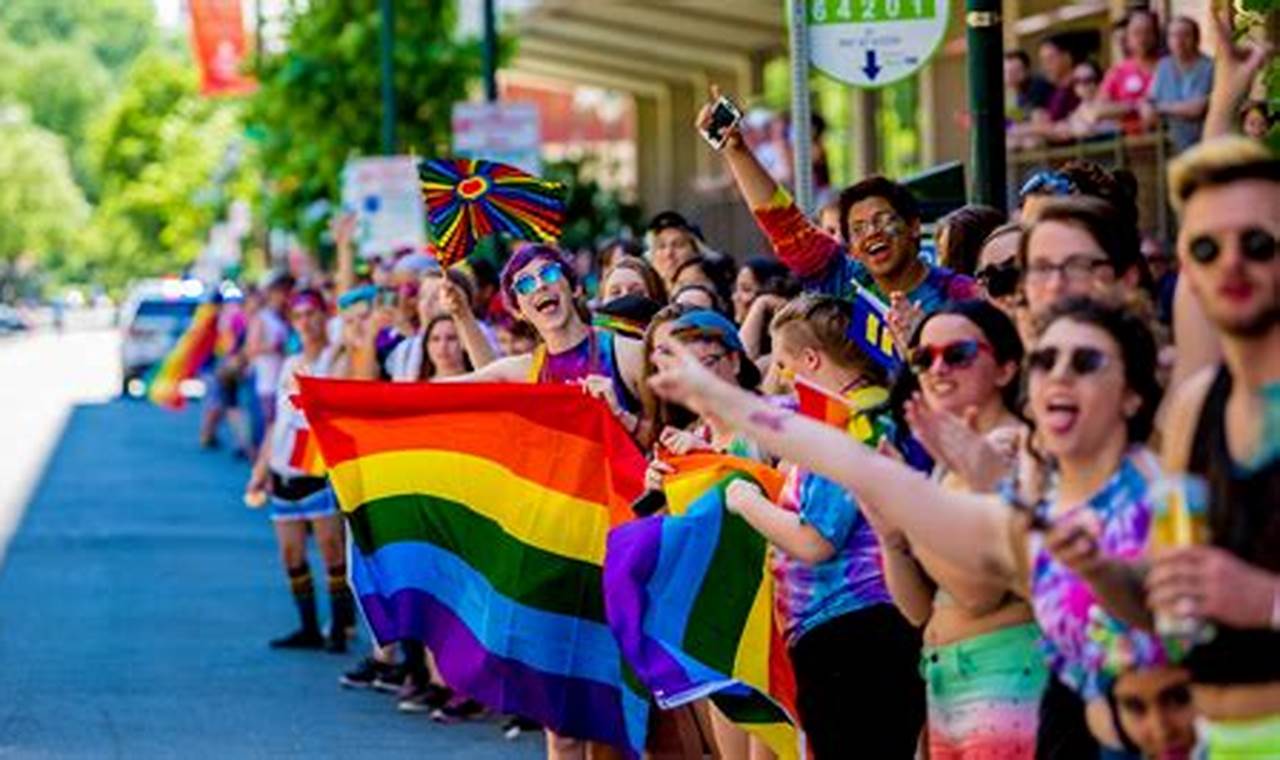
[295,379,651,755]
[147,302,218,409]
[603,454,801,760]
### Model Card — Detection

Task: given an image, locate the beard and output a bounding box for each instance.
[1215,300,1280,338]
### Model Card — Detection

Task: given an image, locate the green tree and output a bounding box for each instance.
[245,0,487,242]
[9,43,111,143]
[0,118,90,276]
[79,50,247,289]
[0,0,155,74]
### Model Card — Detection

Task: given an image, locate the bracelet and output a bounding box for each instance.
[1270,582,1280,631]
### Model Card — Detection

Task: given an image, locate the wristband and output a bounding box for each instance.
[1270,582,1280,631]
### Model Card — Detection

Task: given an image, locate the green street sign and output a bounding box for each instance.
[807,0,950,88]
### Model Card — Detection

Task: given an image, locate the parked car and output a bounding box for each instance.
[119,279,205,397]
[0,304,29,334]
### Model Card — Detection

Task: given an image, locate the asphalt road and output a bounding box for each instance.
[0,328,540,758]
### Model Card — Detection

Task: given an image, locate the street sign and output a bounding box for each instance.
[340,156,427,259]
[452,102,542,175]
[806,0,950,88]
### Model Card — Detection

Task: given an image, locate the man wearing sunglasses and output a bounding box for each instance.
[1071,137,1280,756]
[694,87,977,321]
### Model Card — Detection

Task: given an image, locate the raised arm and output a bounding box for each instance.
[439,278,497,368]
[331,213,357,295]
[1203,7,1275,139]
[649,348,1022,587]
[696,87,843,281]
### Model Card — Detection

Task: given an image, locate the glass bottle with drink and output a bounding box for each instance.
[1148,474,1216,645]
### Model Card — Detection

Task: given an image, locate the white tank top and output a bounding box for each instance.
[268,346,338,477]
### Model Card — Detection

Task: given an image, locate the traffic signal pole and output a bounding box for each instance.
[966,0,1007,209]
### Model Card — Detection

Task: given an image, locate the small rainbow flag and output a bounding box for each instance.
[794,376,889,443]
[604,454,802,760]
[296,379,651,756]
[286,428,325,476]
[146,303,218,410]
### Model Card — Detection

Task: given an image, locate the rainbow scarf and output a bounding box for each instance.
[603,454,801,759]
[295,379,651,755]
[147,303,218,409]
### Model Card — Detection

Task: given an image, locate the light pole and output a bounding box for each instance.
[483,0,498,102]
[966,0,1007,209]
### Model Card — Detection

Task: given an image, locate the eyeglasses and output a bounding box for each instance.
[1187,228,1276,266]
[1019,170,1076,199]
[908,339,992,374]
[975,262,1022,298]
[848,211,905,239]
[513,262,565,297]
[696,351,729,368]
[1026,345,1112,377]
[1072,75,1098,86]
[1024,254,1113,285]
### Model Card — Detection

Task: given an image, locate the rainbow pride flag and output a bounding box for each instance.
[795,376,889,443]
[286,428,325,476]
[295,379,651,755]
[603,454,802,760]
[146,302,218,409]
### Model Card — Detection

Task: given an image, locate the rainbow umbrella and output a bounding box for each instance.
[419,158,566,267]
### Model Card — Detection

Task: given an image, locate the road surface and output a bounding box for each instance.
[0,327,540,758]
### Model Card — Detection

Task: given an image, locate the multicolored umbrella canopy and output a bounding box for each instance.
[419,158,566,267]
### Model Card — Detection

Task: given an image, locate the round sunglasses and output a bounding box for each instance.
[1026,345,1111,377]
[907,339,992,374]
[513,262,565,297]
[1187,228,1276,266]
[975,262,1021,298]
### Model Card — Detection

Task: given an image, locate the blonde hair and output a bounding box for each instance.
[770,293,886,383]
[1168,136,1279,214]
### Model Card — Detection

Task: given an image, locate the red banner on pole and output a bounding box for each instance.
[188,0,257,97]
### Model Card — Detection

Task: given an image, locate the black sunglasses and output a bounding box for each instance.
[975,262,1022,298]
[1188,228,1276,265]
[1026,346,1111,377]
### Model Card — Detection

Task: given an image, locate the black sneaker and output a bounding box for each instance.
[372,664,408,694]
[431,696,485,723]
[339,657,395,689]
[326,627,349,654]
[398,683,452,713]
[502,716,540,740]
[269,628,325,650]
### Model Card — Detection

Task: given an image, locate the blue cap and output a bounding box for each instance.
[337,285,377,310]
[667,309,746,355]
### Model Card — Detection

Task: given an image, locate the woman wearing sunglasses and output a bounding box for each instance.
[878,300,1049,759]
[244,290,356,655]
[443,244,649,442]
[645,297,1171,758]
[974,223,1025,318]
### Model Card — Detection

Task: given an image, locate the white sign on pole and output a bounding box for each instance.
[341,156,427,259]
[452,101,541,174]
[807,0,950,88]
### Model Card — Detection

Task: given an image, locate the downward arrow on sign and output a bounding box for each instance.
[863,49,882,81]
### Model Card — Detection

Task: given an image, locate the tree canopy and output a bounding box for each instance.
[245,0,486,243]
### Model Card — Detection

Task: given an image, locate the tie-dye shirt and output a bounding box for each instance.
[1026,449,1173,699]
[770,387,894,647]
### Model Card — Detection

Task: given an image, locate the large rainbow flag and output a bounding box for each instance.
[146,302,218,409]
[603,454,802,759]
[295,379,651,755]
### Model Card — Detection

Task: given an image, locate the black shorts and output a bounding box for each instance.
[788,603,925,759]
[270,473,327,502]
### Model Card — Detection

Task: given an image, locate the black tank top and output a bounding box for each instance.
[1184,366,1280,685]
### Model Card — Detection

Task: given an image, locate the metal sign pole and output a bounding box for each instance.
[788,0,814,215]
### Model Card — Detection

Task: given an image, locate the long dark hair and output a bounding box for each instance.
[419,314,474,380]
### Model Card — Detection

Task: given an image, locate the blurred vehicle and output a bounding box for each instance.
[0,304,29,334]
[119,279,206,397]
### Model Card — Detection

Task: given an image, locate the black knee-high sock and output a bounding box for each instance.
[327,564,354,634]
[286,564,319,633]
[401,640,429,683]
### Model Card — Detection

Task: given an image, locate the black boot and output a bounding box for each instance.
[326,565,356,654]
[271,564,324,650]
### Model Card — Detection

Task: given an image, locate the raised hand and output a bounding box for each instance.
[903,394,1016,492]
[439,278,470,318]
[886,293,925,352]
[1205,5,1276,138]
[694,84,745,152]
